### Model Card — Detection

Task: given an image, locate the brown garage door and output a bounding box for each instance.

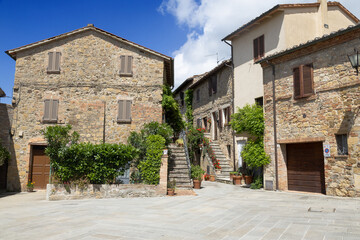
[287,142,325,194]
[31,145,50,189]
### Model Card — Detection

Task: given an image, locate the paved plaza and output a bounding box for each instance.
[1,181,360,240]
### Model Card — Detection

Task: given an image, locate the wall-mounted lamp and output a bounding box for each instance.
[348,49,359,75]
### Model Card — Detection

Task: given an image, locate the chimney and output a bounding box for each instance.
[318,0,329,33]
[87,23,94,27]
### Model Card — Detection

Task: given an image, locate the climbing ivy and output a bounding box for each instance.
[184,89,193,128]
[162,85,184,134]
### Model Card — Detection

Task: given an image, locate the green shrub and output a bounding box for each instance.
[0,143,10,167]
[184,89,193,128]
[128,122,173,164]
[250,176,263,189]
[191,164,205,181]
[130,170,142,184]
[138,135,165,185]
[241,139,270,169]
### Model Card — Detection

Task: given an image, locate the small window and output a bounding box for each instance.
[336,134,348,155]
[255,97,263,107]
[224,106,231,125]
[196,89,200,102]
[208,75,217,96]
[253,35,264,60]
[180,92,185,107]
[47,52,61,73]
[227,145,231,158]
[43,99,59,123]
[117,100,132,123]
[120,55,133,76]
[293,64,314,99]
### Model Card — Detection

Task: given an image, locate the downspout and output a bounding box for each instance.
[266,60,278,191]
[103,101,106,143]
[223,39,237,171]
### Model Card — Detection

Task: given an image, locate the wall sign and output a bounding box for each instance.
[323,144,331,157]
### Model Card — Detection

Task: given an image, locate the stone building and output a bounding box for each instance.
[5,24,173,191]
[222,1,358,170]
[189,60,235,173]
[258,24,360,197]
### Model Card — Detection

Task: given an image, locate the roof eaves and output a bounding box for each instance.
[189,60,231,89]
[257,24,360,64]
[5,25,172,61]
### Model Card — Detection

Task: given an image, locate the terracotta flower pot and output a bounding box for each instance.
[193,179,201,189]
[209,175,215,182]
[27,187,34,192]
[167,189,175,196]
[233,176,242,185]
[244,176,253,185]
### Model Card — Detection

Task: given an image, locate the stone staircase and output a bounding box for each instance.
[168,144,192,188]
[204,135,232,183]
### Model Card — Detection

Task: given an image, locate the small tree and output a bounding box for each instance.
[230,104,269,169]
[162,85,184,134]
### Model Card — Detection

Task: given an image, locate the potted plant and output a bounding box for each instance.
[243,168,253,185]
[191,165,205,189]
[175,138,184,147]
[26,180,35,192]
[167,180,176,196]
[233,173,242,185]
[230,171,238,181]
[204,174,210,181]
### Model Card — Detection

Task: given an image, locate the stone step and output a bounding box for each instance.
[168,173,191,179]
[169,169,189,174]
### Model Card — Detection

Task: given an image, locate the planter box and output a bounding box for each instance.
[46,183,165,201]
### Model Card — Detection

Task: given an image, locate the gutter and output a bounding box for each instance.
[223,39,237,171]
[266,60,279,191]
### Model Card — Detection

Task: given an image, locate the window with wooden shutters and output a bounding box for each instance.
[293,64,314,99]
[43,99,59,123]
[253,35,264,60]
[117,100,132,123]
[120,55,133,76]
[47,52,61,73]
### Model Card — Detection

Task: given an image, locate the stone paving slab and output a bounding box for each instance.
[1,182,360,239]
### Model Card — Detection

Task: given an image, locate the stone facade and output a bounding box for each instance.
[260,26,360,197]
[0,104,14,189]
[190,60,235,169]
[6,25,173,191]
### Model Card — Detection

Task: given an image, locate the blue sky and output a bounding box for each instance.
[1,0,359,104]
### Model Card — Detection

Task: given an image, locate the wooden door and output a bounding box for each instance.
[286,142,325,194]
[31,145,50,189]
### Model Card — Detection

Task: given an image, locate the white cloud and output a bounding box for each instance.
[159,0,360,89]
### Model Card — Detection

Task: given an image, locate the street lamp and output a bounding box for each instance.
[348,49,359,75]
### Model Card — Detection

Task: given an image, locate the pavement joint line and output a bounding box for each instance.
[300,225,311,240]
[276,222,293,240]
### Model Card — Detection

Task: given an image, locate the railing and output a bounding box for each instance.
[180,130,192,180]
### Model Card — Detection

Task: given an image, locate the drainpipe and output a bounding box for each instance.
[266,60,278,191]
[223,39,237,171]
[103,101,106,143]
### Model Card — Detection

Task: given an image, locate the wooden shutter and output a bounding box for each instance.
[127,56,133,74]
[51,100,59,121]
[303,64,313,96]
[43,100,51,121]
[259,35,264,58]
[48,52,54,72]
[120,56,126,75]
[219,109,223,128]
[208,78,212,96]
[212,75,217,94]
[54,52,61,71]
[253,38,259,59]
[125,100,131,121]
[118,100,131,123]
[293,67,301,98]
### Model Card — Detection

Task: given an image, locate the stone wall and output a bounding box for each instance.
[262,37,360,197]
[9,29,167,191]
[191,64,234,169]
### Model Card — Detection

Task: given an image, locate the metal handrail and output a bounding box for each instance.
[180,130,192,180]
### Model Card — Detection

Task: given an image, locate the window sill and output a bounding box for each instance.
[334,155,349,158]
[47,70,60,74]
[117,120,131,124]
[294,94,317,101]
[120,73,133,77]
[42,120,58,124]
